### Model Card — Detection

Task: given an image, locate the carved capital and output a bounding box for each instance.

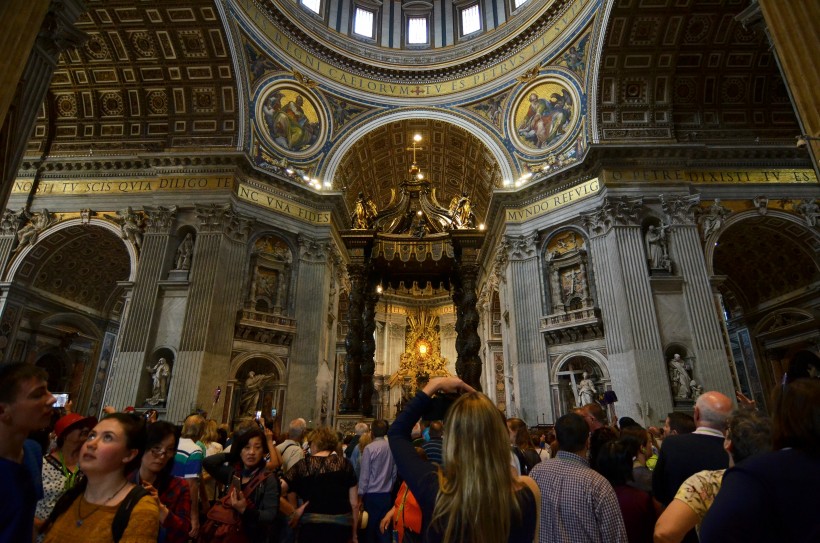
[504,233,537,260]
[195,203,231,233]
[661,193,701,225]
[1,209,21,237]
[226,212,255,243]
[143,205,177,233]
[582,196,644,235]
[298,234,330,263]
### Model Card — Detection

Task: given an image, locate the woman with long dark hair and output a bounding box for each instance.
[129,421,191,543]
[389,376,540,543]
[201,427,280,542]
[41,413,159,542]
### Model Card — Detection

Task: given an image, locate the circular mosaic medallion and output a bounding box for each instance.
[254,83,326,156]
[510,76,580,154]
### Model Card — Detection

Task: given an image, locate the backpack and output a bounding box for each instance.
[199,469,271,543]
[43,483,149,543]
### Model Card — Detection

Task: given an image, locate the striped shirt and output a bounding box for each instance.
[172,437,203,479]
[530,450,628,543]
[421,438,443,465]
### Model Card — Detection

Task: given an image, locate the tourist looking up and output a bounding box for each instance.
[389,376,540,543]
[41,413,159,542]
[0,363,56,543]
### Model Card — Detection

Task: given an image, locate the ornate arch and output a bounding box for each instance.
[4,218,137,283]
[230,351,287,380]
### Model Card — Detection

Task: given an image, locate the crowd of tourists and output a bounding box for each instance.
[1,350,818,543]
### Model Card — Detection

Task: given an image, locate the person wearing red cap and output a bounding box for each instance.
[34,412,97,537]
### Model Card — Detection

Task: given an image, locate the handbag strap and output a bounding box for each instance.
[397,484,410,527]
[240,468,271,502]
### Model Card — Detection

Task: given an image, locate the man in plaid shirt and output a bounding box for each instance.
[530,412,628,543]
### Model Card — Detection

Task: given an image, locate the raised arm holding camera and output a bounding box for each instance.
[388,376,540,543]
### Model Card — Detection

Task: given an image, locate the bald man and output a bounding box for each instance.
[652,391,733,542]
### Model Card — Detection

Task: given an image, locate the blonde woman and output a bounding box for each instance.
[388,376,540,543]
[200,419,223,504]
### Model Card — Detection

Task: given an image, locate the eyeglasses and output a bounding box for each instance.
[150,447,175,458]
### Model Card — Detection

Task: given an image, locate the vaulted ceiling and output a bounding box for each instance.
[27,0,238,157]
[335,120,502,225]
[597,0,799,143]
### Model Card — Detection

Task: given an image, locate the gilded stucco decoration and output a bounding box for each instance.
[511,75,582,155]
[253,82,326,157]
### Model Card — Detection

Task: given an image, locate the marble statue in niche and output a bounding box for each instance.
[645,224,672,273]
[145,357,171,405]
[175,233,194,270]
[668,354,692,399]
[577,371,596,406]
[239,371,277,416]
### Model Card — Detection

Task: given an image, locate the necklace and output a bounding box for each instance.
[75,480,130,527]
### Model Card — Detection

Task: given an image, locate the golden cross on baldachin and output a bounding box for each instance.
[406,136,423,164]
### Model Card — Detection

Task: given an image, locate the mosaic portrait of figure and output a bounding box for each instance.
[512,79,579,153]
[260,87,321,152]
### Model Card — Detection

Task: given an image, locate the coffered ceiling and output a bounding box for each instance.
[26,0,238,157]
[597,0,799,143]
[334,120,503,224]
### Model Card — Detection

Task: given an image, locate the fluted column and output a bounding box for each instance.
[582,197,671,425]
[501,233,551,423]
[0,209,19,281]
[286,235,333,422]
[0,0,86,210]
[106,207,175,411]
[757,0,820,175]
[341,263,366,413]
[169,204,252,423]
[663,198,735,394]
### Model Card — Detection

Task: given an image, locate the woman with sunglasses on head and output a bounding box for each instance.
[41,413,159,543]
[129,421,191,543]
[34,413,97,539]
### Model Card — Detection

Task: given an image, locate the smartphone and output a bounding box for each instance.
[255,410,262,420]
[53,393,69,408]
[230,475,242,494]
[270,408,277,418]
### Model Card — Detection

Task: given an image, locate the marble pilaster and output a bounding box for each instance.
[106,208,173,411]
[286,234,333,423]
[502,233,552,424]
[169,204,252,423]
[582,197,672,425]
[664,197,735,394]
